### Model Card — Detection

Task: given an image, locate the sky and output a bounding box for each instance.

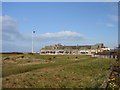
[1,2,118,52]
[1,0,120,2]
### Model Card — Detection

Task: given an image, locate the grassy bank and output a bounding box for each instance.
[2,54,115,88]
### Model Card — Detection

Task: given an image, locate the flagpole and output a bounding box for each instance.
[32,31,35,53]
[32,31,33,53]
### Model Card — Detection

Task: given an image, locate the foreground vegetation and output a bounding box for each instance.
[2,54,115,88]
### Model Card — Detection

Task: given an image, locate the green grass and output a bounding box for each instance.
[2,55,91,77]
[2,54,115,88]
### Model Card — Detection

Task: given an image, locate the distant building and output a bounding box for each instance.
[40,43,110,55]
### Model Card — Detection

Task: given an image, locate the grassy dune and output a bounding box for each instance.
[2,54,115,88]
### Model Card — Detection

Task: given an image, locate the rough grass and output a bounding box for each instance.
[2,54,115,88]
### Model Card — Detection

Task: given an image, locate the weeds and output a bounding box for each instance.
[2,54,115,88]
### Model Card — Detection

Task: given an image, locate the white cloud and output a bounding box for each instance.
[108,15,118,22]
[106,23,114,27]
[1,16,89,52]
[37,31,88,41]
[1,16,88,42]
[97,22,115,28]
[0,15,24,41]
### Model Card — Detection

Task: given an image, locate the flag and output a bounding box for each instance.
[33,31,35,33]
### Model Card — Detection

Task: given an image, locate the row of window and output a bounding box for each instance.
[41,51,96,54]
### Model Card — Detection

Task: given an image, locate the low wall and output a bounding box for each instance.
[92,54,118,59]
[0,52,24,54]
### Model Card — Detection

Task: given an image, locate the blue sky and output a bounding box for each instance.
[1,2,118,52]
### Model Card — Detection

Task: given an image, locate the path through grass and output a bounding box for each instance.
[2,54,115,88]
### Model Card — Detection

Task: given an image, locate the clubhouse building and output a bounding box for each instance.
[40,43,110,55]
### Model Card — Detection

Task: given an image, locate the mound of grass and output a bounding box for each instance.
[2,54,115,88]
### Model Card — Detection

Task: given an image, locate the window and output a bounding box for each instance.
[86,52,88,54]
[80,52,86,54]
[80,52,88,54]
